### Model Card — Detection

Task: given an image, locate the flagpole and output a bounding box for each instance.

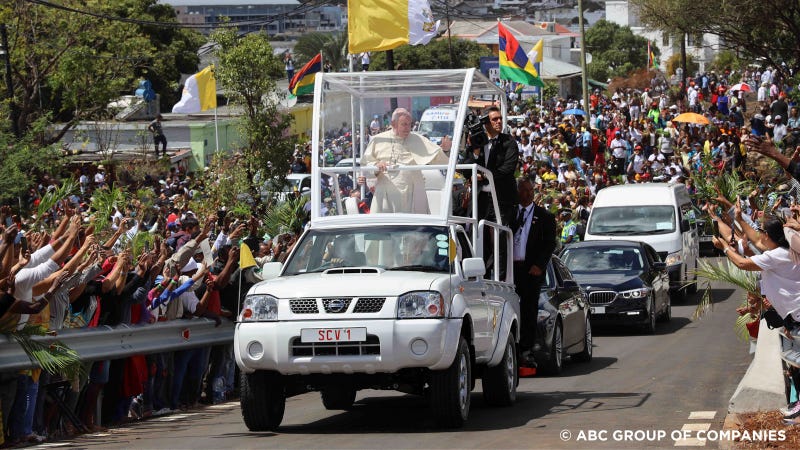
[214,106,219,154]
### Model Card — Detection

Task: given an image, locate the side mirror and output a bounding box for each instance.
[462,257,486,279]
[652,261,667,271]
[257,262,283,281]
[680,219,690,232]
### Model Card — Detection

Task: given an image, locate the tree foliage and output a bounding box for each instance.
[629,0,800,77]
[0,0,202,145]
[369,38,491,70]
[210,27,295,212]
[293,29,349,72]
[585,20,653,82]
[665,54,698,79]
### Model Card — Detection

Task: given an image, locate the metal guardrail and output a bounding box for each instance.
[0,319,235,372]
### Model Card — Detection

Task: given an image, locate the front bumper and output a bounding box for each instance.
[235,318,463,375]
[588,296,650,326]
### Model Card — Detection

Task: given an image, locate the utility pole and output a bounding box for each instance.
[0,24,18,138]
[445,1,454,69]
[576,0,590,115]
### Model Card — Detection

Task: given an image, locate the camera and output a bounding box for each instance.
[465,113,489,149]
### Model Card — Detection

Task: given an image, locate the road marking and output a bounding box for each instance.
[688,411,716,420]
[674,412,716,446]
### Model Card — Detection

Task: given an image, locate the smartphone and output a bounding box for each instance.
[144,241,151,253]
[711,220,720,236]
[20,234,28,254]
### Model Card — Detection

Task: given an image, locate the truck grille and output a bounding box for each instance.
[588,291,617,305]
[291,335,380,357]
[289,298,319,314]
[353,297,385,313]
[289,297,386,314]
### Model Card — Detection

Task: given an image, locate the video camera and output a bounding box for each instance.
[465,113,489,149]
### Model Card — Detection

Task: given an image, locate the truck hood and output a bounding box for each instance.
[249,271,449,298]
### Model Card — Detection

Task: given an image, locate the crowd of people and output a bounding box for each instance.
[2,64,800,446]
[0,163,307,446]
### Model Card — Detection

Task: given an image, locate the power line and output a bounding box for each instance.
[23,0,335,31]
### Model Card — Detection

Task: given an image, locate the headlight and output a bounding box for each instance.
[619,288,651,299]
[397,291,445,318]
[240,294,278,321]
[537,310,551,321]
[664,252,682,266]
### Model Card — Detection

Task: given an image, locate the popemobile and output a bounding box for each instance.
[234,69,522,429]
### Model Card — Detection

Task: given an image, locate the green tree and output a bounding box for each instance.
[0,0,202,145]
[210,27,295,212]
[630,0,800,77]
[369,38,491,70]
[293,29,349,72]
[106,0,205,110]
[585,20,653,80]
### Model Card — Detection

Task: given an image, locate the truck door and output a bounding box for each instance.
[455,228,490,356]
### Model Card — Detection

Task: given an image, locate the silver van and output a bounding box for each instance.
[583,183,699,301]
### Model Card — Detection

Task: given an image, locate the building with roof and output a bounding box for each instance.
[605,0,722,73]
[162,0,346,36]
[448,20,582,98]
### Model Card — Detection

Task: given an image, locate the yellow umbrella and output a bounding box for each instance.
[672,112,709,125]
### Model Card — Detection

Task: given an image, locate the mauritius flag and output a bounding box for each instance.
[289,53,322,97]
[498,23,544,87]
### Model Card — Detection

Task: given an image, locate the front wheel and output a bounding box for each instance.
[240,371,285,431]
[573,316,593,363]
[540,321,563,375]
[644,299,657,334]
[430,337,472,428]
[482,333,517,406]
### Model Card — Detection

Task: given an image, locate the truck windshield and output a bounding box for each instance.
[588,206,676,235]
[417,121,454,140]
[283,226,452,275]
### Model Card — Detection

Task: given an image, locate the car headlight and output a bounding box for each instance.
[664,252,682,266]
[537,310,551,321]
[397,291,445,318]
[240,294,278,322]
[619,288,651,299]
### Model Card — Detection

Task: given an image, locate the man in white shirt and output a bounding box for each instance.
[773,115,788,145]
[648,149,666,172]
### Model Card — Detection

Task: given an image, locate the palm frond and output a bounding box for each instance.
[129,231,155,260]
[691,258,760,323]
[11,324,85,378]
[734,306,759,342]
[36,178,79,221]
[262,196,309,237]
[90,187,128,234]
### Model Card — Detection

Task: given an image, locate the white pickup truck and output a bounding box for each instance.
[234,69,521,430]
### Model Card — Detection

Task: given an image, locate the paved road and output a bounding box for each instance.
[36,276,754,449]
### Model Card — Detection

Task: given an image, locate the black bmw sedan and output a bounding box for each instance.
[559,240,671,334]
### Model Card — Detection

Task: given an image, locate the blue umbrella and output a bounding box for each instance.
[561,108,586,116]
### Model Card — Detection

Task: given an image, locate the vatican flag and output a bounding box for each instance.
[348,0,440,53]
[172,66,217,113]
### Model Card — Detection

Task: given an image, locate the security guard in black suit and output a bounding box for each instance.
[512,178,557,367]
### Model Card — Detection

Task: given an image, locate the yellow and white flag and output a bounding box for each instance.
[172,66,216,113]
[527,39,544,64]
[348,0,440,53]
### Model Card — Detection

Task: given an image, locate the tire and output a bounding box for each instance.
[321,387,357,410]
[482,333,517,406]
[430,337,472,428]
[687,261,698,294]
[644,299,657,334]
[540,321,563,375]
[573,316,593,363]
[658,296,672,323]
[240,371,285,431]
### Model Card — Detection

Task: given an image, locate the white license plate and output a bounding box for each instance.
[590,306,606,315]
[301,327,367,343]
[699,236,713,242]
